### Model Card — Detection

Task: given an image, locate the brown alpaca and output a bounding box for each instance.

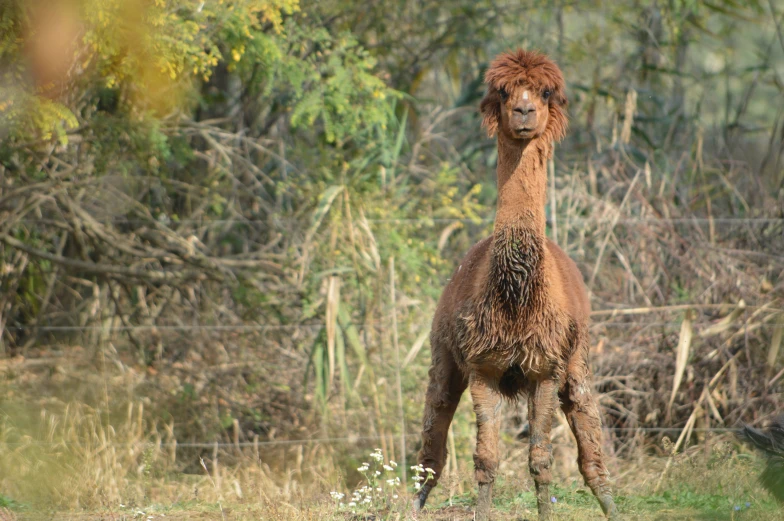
[412,50,617,521]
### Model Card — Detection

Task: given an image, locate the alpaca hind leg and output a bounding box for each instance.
[561,373,618,519]
[528,377,560,521]
[470,371,502,521]
[413,350,467,510]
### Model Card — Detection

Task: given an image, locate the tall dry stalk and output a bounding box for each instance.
[389,256,407,484]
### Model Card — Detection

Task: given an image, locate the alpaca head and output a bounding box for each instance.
[480,50,568,143]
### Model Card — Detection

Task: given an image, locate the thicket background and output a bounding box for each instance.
[0,0,783,514]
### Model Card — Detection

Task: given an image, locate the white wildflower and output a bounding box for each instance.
[370,449,384,462]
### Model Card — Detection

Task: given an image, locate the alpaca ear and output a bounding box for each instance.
[548,89,569,142]
[480,89,501,138]
[553,89,567,107]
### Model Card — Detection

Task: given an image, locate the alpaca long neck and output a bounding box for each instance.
[488,134,552,310]
[494,134,550,237]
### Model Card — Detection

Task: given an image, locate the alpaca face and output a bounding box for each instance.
[496,84,551,140]
[480,50,569,143]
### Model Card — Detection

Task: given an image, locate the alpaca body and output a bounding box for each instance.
[413,50,617,521]
[435,232,579,381]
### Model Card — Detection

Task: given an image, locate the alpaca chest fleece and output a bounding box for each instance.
[455,226,572,383]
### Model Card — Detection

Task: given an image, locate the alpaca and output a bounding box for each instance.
[412,50,617,520]
[740,416,784,503]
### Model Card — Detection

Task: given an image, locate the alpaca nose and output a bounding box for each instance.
[514,103,536,116]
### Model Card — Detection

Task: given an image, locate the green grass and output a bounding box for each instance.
[10,488,780,521]
[0,494,20,509]
[418,483,780,521]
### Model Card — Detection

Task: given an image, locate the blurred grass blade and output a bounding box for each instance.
[313,340,326,408]
[325,276,341,393]
[620,88,637,145]
[305,185,344,243]
[386,106,408,180]
[705,388,723,423]
[656,393,702,493]
[402,326,431,368]
[700,300,746,337]
[338,306,367,365]
[357,210,381,271]
[336,323,350,406]
[668,310,693,416]
[767,322,783,369]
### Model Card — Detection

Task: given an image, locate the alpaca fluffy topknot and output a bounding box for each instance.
[480,49,568,142]
[484,49,565,94]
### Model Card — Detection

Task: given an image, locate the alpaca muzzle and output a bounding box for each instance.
[512,104,537,133]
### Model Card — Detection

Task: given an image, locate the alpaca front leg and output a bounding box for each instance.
[470,371,502,521]
[528,377,560,521]
[413,350,467,511]
[561,374,618,519]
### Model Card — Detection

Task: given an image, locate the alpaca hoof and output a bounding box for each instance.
[474,482,492,521]
[473,506,490,521]
[535,483,553,521]
[598,494,619,519]
[536,505,553,521]
[412,483,433,511]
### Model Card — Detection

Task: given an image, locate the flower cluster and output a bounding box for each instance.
[410,463,435,491]
[330,448,402,515]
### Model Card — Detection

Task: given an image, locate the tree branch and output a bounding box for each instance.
[1,234,207,283]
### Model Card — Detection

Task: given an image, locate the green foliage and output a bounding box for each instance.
[0,493,20,509]
[1,0,395,147]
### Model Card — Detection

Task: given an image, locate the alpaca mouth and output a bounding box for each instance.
[515,127,535,135]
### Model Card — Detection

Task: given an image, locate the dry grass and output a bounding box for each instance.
[0,391,780,521]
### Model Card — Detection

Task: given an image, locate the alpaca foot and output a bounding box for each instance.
[474,482,492,521]
[412,483,433,511]
[535,483,553,521]
[598,494,618,519]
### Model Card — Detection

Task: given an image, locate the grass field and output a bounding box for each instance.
[2,436,780,521]
[5,483,781,521]
[1,381,781,521]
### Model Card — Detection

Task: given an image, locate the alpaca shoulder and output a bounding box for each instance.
[544,238,590,321]
[443,236,493,303]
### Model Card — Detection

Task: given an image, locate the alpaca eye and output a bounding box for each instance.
[542,90,551,100]
[499,88,509,101]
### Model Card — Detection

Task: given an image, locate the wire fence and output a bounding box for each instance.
[4,323,783,334]
[16,217,784,226]
[0,426,744,448]
[5,317,781,332]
